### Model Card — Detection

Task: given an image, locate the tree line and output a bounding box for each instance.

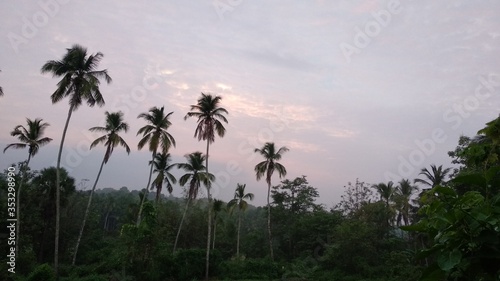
[1,44,499,280]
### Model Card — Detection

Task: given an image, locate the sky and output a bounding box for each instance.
[1,0,499,208]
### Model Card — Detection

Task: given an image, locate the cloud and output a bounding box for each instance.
[282,140,322,153]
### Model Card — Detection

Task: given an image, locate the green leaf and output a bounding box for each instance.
[437,248,462,271]
[432,185,457,197]
[401,222,427,232]
[451,174,487,189]
[416,244,444,260]
[420,264,446,281]
[485,166,500,185]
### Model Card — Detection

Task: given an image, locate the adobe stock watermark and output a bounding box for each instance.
[213,0,244,20]
[7,0,70,54]
[53,65,167,173]
[340,0,405,63]
[384,73,500,182]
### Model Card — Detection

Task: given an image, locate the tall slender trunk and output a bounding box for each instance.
[137,152,156,226]
[16,154,31,258]
[173,198,190,252]
[55,105,74,278]
[155,185,161,205]
[38,222,48,263]
[205,140,211,281]
[104,211,109,231]
[212,218,217,250]
[72,154,106,265]
[237,210,241,258]
[267,181,274,261]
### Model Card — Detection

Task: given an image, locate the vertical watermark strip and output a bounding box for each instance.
[6,166,17,274]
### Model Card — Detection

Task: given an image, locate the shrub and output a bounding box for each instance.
[26,263,55,281]
[219,258,282,280]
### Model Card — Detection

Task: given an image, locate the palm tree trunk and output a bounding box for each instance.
[156,185,161,205]
[15,154,31,258]
[237,210,241,258]
[173,198,190,253]
[136,152,156,226]
[212,219,217,250]
[205,140,211,281]
[104,211,109,231]
[72,155,106,265]
[55,105,74,277]
[267,182,274,261]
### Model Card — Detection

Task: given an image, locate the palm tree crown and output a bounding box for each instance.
[151,152,177,202]
[254,142,289,185]
[177,152,214,200]
[41,44,111,110]
[184,93,228,144]
[228,183,255,212]
[414,164,451,188]
[137,106,176,153]
[4,118,52,158]
[372,181,395,206]
[89,111,131,163]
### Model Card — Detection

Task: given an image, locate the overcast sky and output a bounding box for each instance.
[1,0,499,207]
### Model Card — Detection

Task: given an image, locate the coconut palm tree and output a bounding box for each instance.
[372,181,395,208]
[184,93,228,279]
[414,164,452,188]
[41,44,111,274]
[173,152,214,252]
[136,106,176,225]
[372,181,396,227]
[4,118,52,257]
[150,152,177,204]
[254,142,289,261]
[72,111,130,265]
[393,179,418,226]
[228,183,254,258]
[211,199,225,250]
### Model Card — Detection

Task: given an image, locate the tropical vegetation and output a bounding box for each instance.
[1,44,499,281]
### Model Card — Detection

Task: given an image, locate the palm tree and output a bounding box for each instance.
[72,111,130,265]
[211,199,225,250]
[414,164,452,188]
[372,181,396,227]
[372,181,395,208]
[150,152,177,204]
[3,118,52,257]
[228,183,254,258]
[184,93,228,279]
[394,179,418,226]
[136,106,176,225]
[41,44,111,274]
[173,152,214,252]
[254,142,289,260]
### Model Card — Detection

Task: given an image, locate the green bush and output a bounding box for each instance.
[172,248,222,281]
[26,263,55,281]
[219,258,282,280]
